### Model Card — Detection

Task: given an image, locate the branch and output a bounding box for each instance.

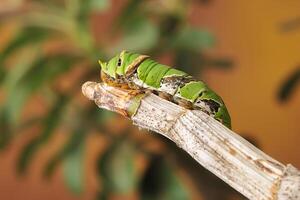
[82,81,300,200]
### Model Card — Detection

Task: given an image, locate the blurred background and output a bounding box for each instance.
[0,0,299,199]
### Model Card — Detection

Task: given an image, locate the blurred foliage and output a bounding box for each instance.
[277,67,300,102]
[140,154,189,200]
[0,0,236,199]
[63,135,85,194]
[98,136,137,196]
[17,94,69,174]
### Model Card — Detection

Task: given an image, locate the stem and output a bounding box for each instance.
[82,81,300,200]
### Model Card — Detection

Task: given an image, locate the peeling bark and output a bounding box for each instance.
[82,81,300,200]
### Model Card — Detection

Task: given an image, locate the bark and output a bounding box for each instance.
[82,81,300,200]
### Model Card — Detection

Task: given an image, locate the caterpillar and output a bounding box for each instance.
[98,50,231,128]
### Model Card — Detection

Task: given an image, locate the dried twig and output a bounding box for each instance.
[82,81,300,200]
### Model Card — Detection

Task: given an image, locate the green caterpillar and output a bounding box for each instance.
[99,50,231,128]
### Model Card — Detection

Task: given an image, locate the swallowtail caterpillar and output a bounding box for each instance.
[99,50,231,128]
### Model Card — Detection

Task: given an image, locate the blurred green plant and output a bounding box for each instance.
[277,67,300,102]
[140,154,189,200]
[0,0,233,199]
[98,136,138,196]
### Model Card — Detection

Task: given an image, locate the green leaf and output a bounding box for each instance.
[17,137,41,174]
[63,139,85,195]
[74,18,94,52]
[31,0,64,7]
[14,116,42,133]
[174,50,233,76]
[4,53,80,124]
[0,66,6,84]
[17,95,69,174]
[44,128,85,178]
[278,67,300,102]
[23,10,71,33]
[75,0,109,22]
[5,86,31,125]
[2,48,39,91]
[0,109,11,149]
[88,0,110,12]
[114,0,143,29]
[205,58,233,69]
[110,19,159,53]
[96,191,109,200]
[0,45,40,147]
[19,54,80,92]
[98,139,137,194]
[174,50,204,75]
[3,46,41,124]
[96,109,115,124]
[172,26,215,51]
[0,26,48,64]
[0,115,41,149]
[159,15,182,37]
[140,155,189,200]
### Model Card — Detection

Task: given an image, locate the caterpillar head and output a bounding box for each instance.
[99,50,149,80]
[98,50,128,79]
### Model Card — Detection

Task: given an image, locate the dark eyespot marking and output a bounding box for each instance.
[117,58,122,66]
[202,99,220,113]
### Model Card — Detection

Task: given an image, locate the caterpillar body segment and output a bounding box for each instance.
[99,50,231,128]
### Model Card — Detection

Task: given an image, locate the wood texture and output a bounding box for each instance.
[82,81,300,200]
